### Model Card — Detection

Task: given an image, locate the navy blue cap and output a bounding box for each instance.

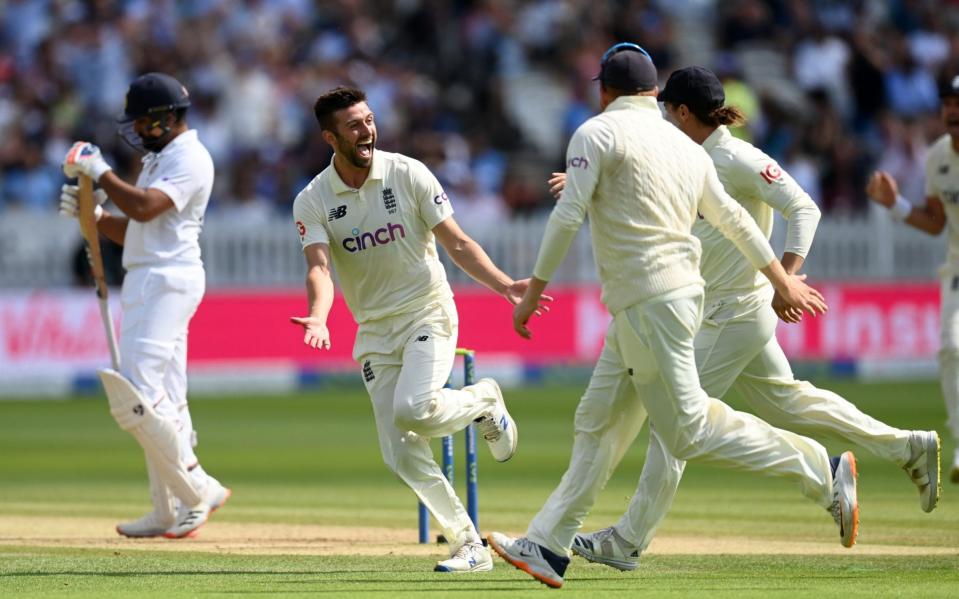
[118,73,191,123]
[593,43,658,92]
[658,66,725,116]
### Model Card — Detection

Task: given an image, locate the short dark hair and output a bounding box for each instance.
[314,86,368,132]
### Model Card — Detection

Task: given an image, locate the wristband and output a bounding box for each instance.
[90,161,113,183]
[890,195,911,221]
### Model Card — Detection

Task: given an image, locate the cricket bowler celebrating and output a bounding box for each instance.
[58,73,230,539]
[487,44,859,588]
[867,73,959,484]
[291,86,540,573]
[560,66,940,572]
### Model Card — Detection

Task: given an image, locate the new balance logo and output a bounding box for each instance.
[500,415,508,430]
[362,360,375,382]
[328,205,347,221]
[416,335,429,342]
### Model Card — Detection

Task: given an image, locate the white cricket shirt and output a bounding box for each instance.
[696,126,820,305]
[925,134,959,273]
[532,95,776,315]
[292,150,454,324]
[123,130,214,269]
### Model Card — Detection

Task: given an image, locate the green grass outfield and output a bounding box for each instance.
[1,379,957,597]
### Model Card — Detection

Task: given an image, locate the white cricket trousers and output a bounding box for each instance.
[120,264,206,486]
[358,302,501,548]
[615,300,910,552]
[938,272,959,446]
[526,285,833,556]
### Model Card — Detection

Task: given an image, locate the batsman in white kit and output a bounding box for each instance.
[488,44,859,588]
[868,73,959,485]
[291,87,543,573]
[59,73,230,539]
[560,66,941,572]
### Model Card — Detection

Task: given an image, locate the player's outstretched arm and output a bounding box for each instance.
[290,243,334,350]
[433,216,553,312]
[866,170,946,235]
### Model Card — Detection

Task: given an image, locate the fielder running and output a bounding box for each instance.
[58,73,229,538]
[548,66,939,571]
[867,73,959,484]
[487,44,858,588]
[291,86,543,573]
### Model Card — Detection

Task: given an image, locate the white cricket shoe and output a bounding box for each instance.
[434,541,493,573]
[163,480,232,539]
[116,511,175,538]
[901,430,941,512]
[571,527,639,571]
[473,378,518,462]
[487,532,569,588]
[827,451,859,548]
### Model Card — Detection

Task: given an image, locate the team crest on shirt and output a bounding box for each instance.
[759,163,782,184]
[382,188,397,214]
[940,164,950,175]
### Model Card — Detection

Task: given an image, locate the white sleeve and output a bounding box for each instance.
[699,160,776,270]
[149,156,211,212]
[737,158,821,258]
[409,159,454,229]
[293,191,330,249]
[532,120,609,281]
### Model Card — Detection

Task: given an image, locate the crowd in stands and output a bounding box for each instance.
[2,0,958,223]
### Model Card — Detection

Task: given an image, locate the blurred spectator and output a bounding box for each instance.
[884,33,940,117]
[875,113,928,204]
[2,0,959,222]
[792,23,852,119]
[2,138,60,211]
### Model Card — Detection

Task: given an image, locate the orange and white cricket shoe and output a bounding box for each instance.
[828,451,859,548]
[163,480,231,539]
[116,511,176,538]
[487,532,569,588]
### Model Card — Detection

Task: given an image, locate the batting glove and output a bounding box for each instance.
[59,183,107,221]
[62,141,113,182]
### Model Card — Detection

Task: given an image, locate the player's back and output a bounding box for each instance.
[579,95,713,313]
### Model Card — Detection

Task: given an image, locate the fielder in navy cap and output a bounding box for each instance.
[658,66,747,142]
[593,42,658,92]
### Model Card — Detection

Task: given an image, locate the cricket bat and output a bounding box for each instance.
[77,174,121,370]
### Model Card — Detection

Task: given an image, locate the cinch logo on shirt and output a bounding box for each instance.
[568,156,589,169]
[342,222,407,253]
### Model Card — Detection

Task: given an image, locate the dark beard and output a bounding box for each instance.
[335,133,373,168]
